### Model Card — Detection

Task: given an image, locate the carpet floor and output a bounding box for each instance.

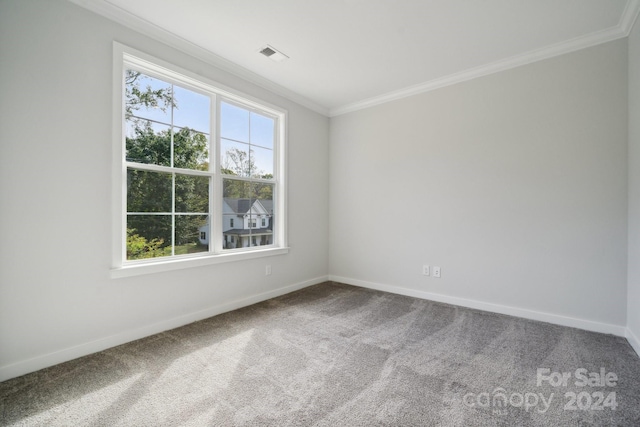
[1,282,639,426]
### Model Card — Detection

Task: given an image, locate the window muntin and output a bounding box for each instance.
[118,51,285,268]
[125,71,211,261]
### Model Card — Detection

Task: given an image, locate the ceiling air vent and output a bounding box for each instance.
[259,45,289,63]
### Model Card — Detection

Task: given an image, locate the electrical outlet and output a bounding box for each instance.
[433,266,441,278]
[265,265,272,276]
[422,265,430,276]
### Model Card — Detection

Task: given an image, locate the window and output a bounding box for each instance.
[112,44,287,276]
[262,218,266,227]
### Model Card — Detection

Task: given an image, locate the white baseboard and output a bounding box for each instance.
[0,275,328,382]
[626,327,640,357]
[329,275,628,337]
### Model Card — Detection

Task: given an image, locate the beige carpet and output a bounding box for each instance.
[1,282,639,426]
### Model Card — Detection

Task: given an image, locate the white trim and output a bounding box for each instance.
[329,275,628,337]
[278,110,288,249]
[72,0,640,118]
[0,275,329,382]
[74,0,640,118]
[111,247,289,278]
[626,327,640,358]
[67,0,328,116]
[120,44,287,119]
[330,18,636,116]
[112,42,126,270]
[329,0,640,116]
[621,0,640,35]
[213,96,223,254]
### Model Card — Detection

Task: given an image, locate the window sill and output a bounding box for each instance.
[110,247,289,279]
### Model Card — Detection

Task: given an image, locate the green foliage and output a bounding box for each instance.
[127,227,207,260]
[127,169,171,213]
[256,175,274,201]
[222,147,273,200]
[126,228,165,260]
[125,70,174,120]
[125,123,170,165]
[222,177,273,201]
[222,147,251,176]
[126,122,209,170]
[174,128,209,170]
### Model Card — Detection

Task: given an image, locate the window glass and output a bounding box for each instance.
[250,113,274,149]
[172,85,210,133]
[220,102,249,142]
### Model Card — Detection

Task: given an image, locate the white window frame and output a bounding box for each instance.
[111,43,288,278]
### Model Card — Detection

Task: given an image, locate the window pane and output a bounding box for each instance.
[222,203,239,250]
[126,215,171,260]
[222,179,274,249]
[223,178,254,199]
[126,121,171,166]
[127,169,171,213]
[175,174,209,213]
[173,128,209,170]
[172,85,210,133]
[221,139,250,177]
[253,183,274,247]
[250,112,274,149]
[222,179,254,250]
[175,215,209,254]
[220,101,249,142]
[125,70,172,125]
[250,145,273,178]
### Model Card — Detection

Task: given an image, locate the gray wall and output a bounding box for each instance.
[329,40,629,330]
[0,0,330,380]
[628,16,640,348]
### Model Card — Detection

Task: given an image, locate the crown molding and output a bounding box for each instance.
[621,0,640,35]
[67,0,330,117]
[330,0,640,117]
[66,0,638,119]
